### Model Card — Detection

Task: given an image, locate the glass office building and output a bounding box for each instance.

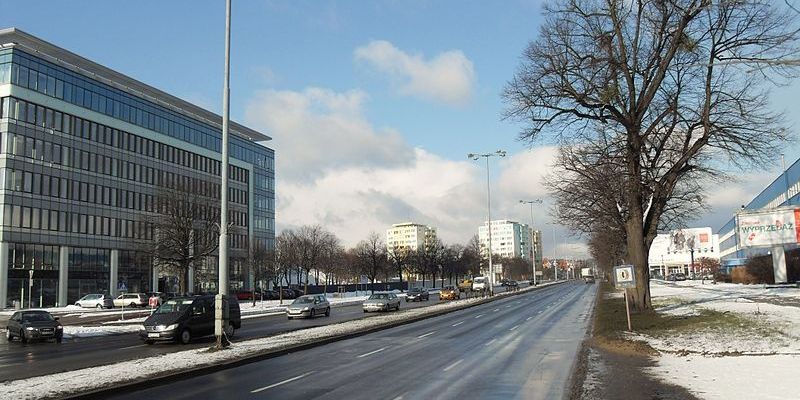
[717,158,800,270]
[0,28,275,308]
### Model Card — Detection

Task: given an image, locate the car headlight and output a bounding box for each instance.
[56,326,63,330]
[302,307,310,311]
[26,327,35,331]
[165,323,179,331]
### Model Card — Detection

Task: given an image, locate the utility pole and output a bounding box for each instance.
[468,151,506,296]
[215,0,232,349]
[519,199,542,286]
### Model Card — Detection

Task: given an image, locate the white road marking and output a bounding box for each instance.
[485,338,497,346]
[451,321,465,327]
[417,331,436,339]
[357,347,387,358]
[493,308,499,312]
[505,305,512,308]
[120,344,146,350]
[251,371,314,393]
[537,311,543,314]
[475,314,484,319]
[526,316,533,321]
[392,396,404,400]
[510,324,520,331]
[443,359,464,372]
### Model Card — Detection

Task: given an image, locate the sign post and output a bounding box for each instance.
[118,282,127,321]
[613,264,636,331]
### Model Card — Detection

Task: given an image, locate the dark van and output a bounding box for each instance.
[140,295,241,344]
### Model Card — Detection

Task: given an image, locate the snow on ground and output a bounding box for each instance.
[2,283,547,399]
[639,280,800,400]
[62,325,141,339]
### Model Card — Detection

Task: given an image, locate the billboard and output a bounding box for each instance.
[736,208,800,248]
[648,227,718,266]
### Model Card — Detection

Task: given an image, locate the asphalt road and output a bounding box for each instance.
[0,291,464,381]
[109,282,596,400]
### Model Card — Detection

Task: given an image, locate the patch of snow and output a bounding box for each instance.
[63,325,141,339]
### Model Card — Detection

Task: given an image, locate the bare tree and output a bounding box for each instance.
[293,225,335,294]
[317,235,344,295]
[146,187,220,294]
[504,0,800,311]
[355,233,388,294]
[274,230,299,304]
[388,244,413,292]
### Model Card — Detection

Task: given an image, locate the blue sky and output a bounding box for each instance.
[3,0,799,257]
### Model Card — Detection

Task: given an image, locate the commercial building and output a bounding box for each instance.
[478,220,537,261]
[717,157,800,272]
[648,228,720,277]
[0,28,275,308]
[386,222,437,253]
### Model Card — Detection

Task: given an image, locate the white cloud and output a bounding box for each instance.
[354,40,475,106]
[244,86,587,258]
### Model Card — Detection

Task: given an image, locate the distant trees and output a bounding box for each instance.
[505,0,800,311]
[354,233,388,294]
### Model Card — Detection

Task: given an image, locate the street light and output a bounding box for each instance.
[468,150,506,296]
[519,199,542,286]
[216,0,232,349]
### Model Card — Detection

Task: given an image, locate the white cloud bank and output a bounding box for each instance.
[354,40,475,106]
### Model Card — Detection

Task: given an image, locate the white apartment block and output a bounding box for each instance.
[478,220,536,260]
[386,222,438,253]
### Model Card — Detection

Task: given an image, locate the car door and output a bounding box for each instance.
[8,312,20,337]
[190,298,214,336]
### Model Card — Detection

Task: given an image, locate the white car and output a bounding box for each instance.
[472,276,488,291]
[75,294,114,309]
[113,293,148,308]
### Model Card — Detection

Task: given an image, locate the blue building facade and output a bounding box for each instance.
[0,28,275,308]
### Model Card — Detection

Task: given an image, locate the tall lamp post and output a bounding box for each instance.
[468,150,506,296]
[519,199,542,286]
[215,0,232,349]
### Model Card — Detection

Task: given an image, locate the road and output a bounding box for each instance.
[109,282,596,400]
[0,290,476,381]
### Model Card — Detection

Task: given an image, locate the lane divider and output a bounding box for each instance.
[251,371,314,393]
[443,359,464,372]
[417,331,436,339]
[357,347,388,358]
[451,321,465,327]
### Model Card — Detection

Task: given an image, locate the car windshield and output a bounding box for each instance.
[409,288,421,292]
[22,312,54,322]
[474,278,486,283]
[293,297,315,304]
[155,299,194,314]
[369,294,388,300]
[82,294,100,300]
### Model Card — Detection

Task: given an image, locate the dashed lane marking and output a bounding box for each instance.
[251,371,315,393]
[357,347,387,358]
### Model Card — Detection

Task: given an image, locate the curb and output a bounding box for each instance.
[68,282,566,400]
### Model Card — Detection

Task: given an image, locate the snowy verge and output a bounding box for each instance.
[2,282,556,399]
[636,280,800,400]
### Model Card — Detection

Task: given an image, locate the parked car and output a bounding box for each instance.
[286,295,330,319]
[74,294,114,309]
[234,290,257,301]
[113,293,148,308]
[458,279,473,292]
[140,295,241,345]
[667,273,687,281]
[5,310,63,343]
[405,287,430,302]
[503,280,519,288]
[259,289,276,300]
[439,286,460,301]
[472,276,489,291]
[363,292,401,313]
[275,288,296,299]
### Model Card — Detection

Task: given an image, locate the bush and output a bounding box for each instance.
[732,255,774,284]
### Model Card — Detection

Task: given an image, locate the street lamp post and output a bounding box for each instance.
[468,150,506,296]
[216,0,232,349]
[519,199,542,286]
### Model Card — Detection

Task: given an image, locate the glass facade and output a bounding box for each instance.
[0,38,274,307]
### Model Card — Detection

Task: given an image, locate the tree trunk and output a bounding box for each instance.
[625,215,652,312]
[398,266,405,292]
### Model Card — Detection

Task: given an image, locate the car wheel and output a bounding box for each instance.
[224,322,235,338]
[55,336,63,344]
[129,303,137,308]
[179,329,191,345]
[96,304,103,309]
[287,316,293,320]
[325,307,330,317]
[310,309,316,319]
[144,340,154,345]
[75,302,81,308]
[363,310,368,313]
[20,331,28,344]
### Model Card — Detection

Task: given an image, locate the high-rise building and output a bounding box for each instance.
[478,220,535,260]
[0,28,275,308]
[386,222,437,253]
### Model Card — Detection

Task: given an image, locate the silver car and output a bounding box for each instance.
[363,293,401,313]
[286,295,330,319]
[74,294,114,309]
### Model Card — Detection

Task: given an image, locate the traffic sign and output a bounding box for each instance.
[118,282,127,292]
[613,265,636,289]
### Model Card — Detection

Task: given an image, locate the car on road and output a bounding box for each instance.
[5,310,63,343]
[439,286,460,300]
[405,287,430,302]
[113,293,148,308]
[286,295,331,319]
[502,279,519,288]
[74,294,114,309]
[458,279,473,292]
[472,276,489,291]
[363,292,401,312]
[140,295,241,345]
